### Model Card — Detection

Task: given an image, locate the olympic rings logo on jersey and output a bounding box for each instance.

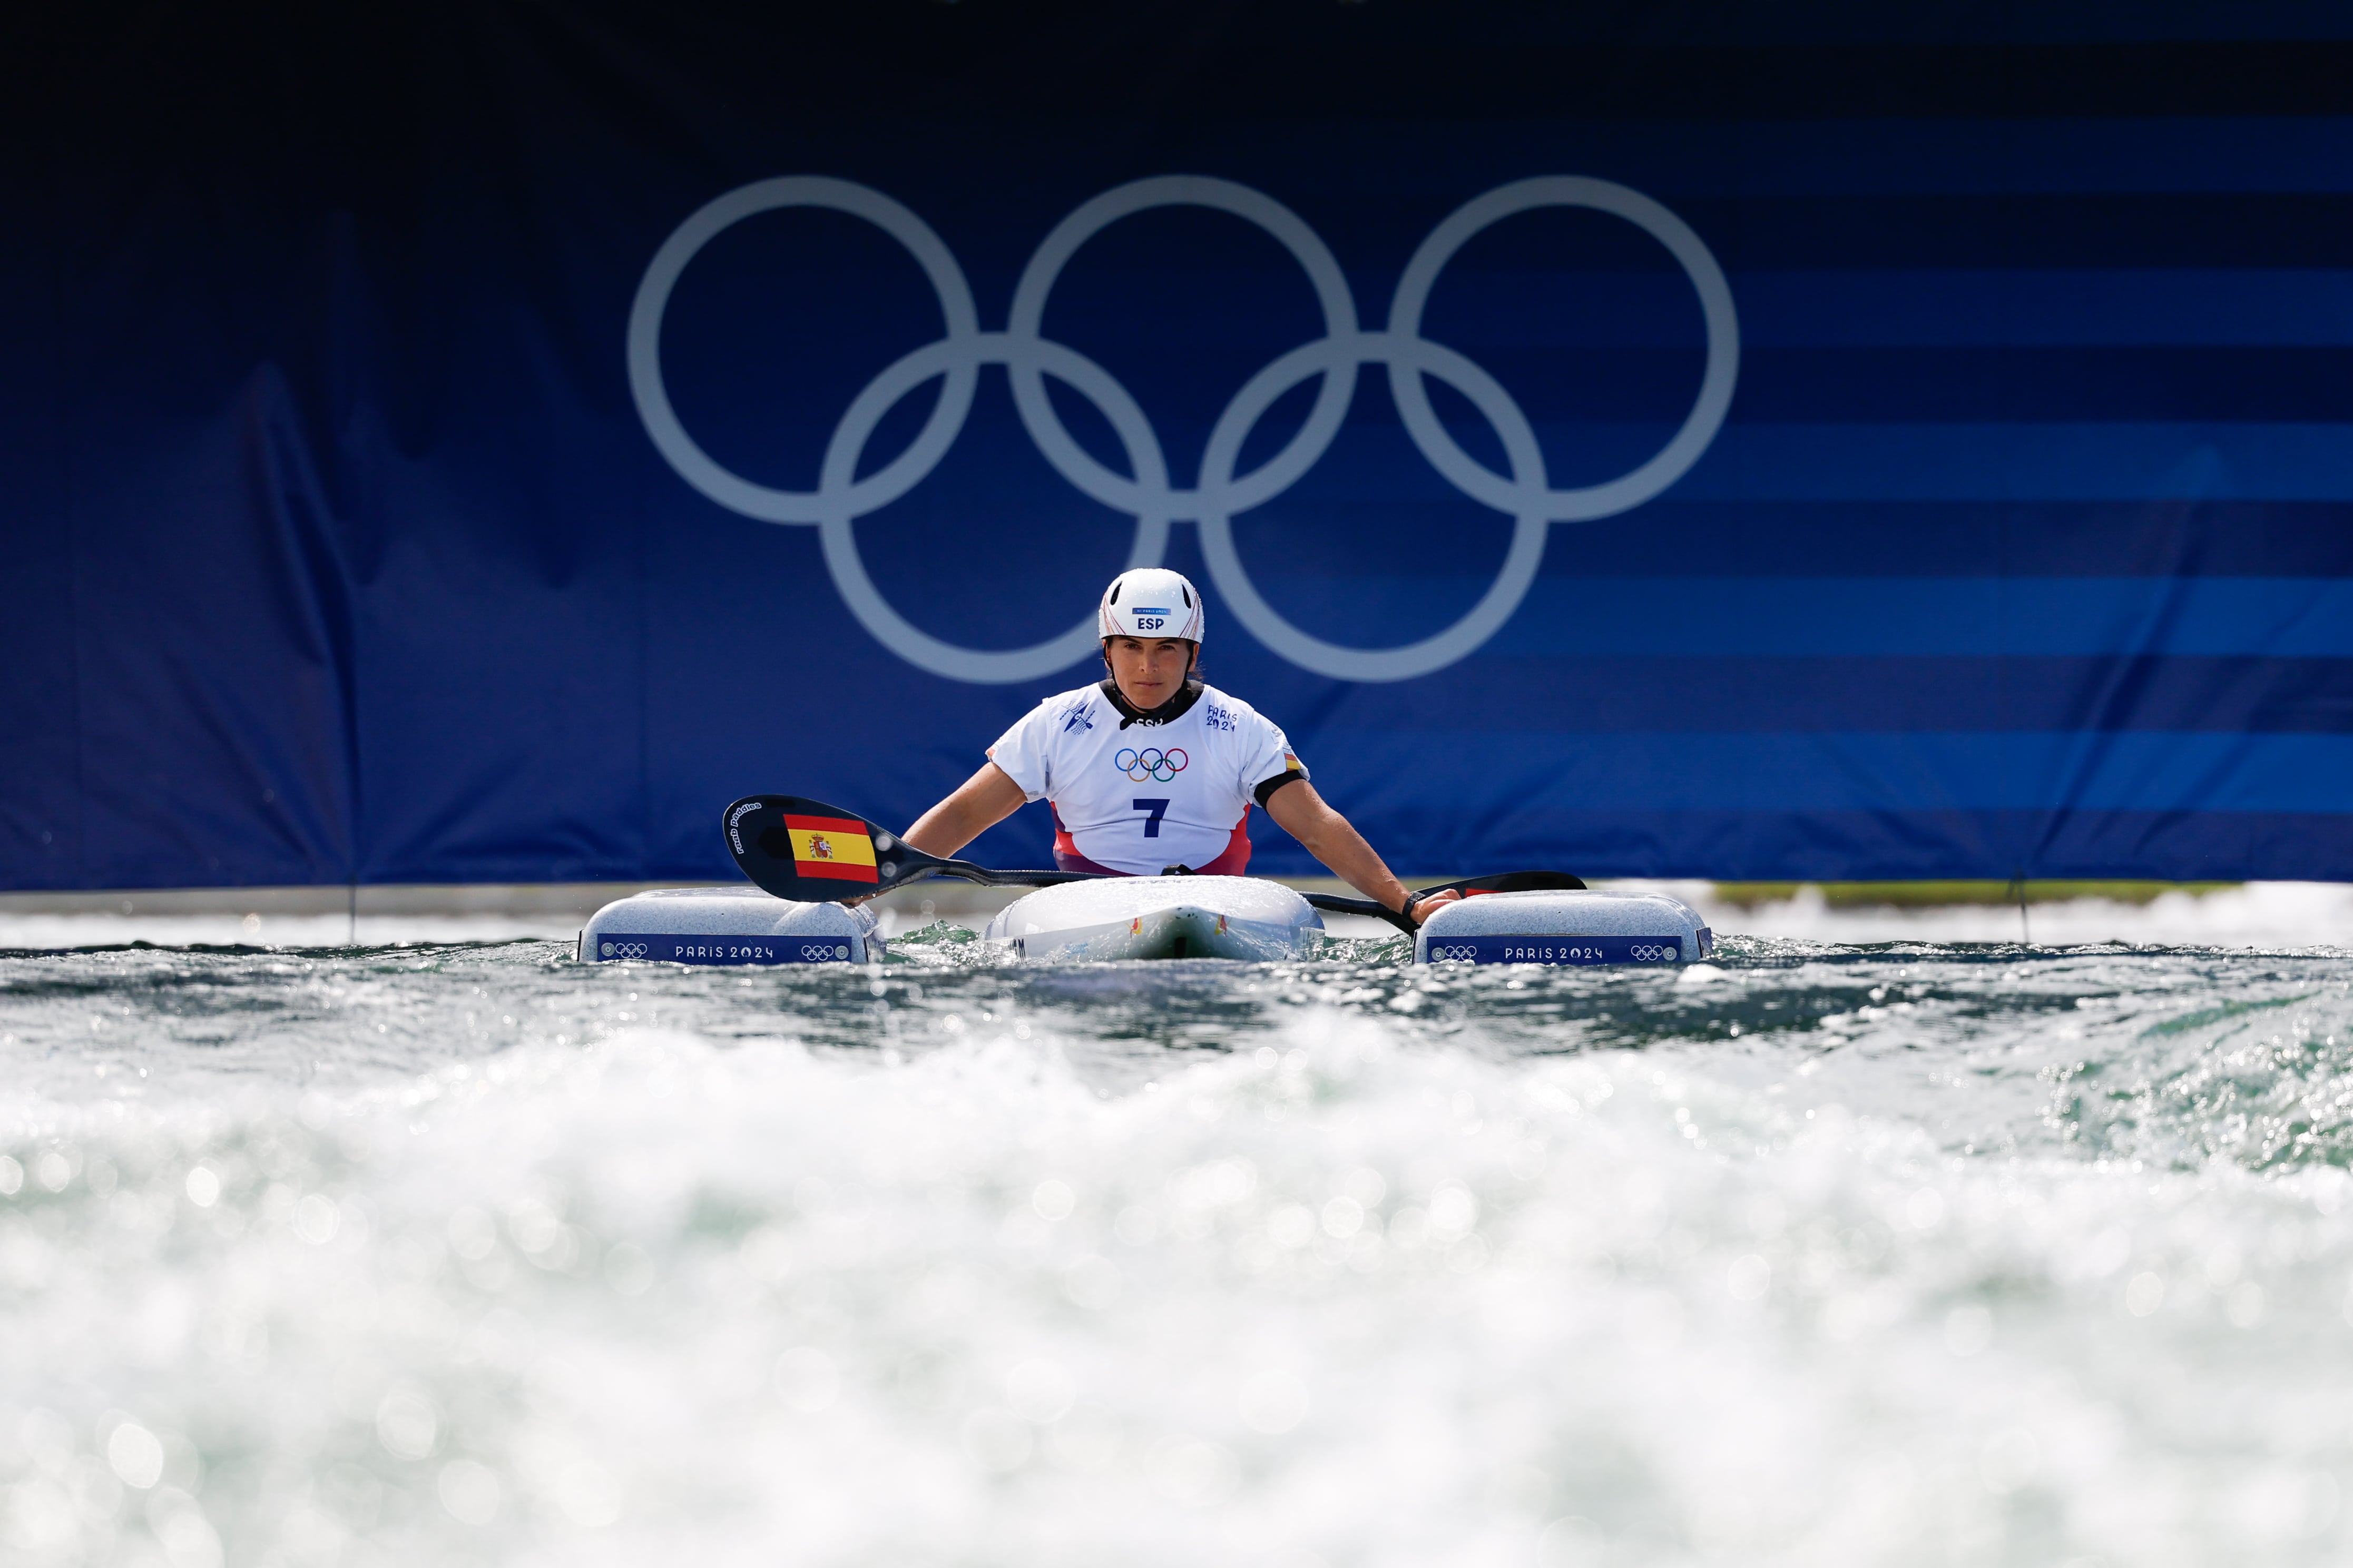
[629,174,1738,685]
[1114,746,1188,783]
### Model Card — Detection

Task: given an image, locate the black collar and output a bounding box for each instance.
[1101,677,1203,729]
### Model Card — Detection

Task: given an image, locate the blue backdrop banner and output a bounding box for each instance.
[5,2,2350,889]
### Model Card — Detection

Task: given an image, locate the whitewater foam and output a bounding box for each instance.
[3,933,2351,1564]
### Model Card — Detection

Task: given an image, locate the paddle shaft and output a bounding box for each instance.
[723,793,1578,938]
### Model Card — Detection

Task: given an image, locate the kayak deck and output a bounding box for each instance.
[983,876,1322,962]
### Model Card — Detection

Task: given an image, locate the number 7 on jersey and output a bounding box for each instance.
[1132,798,1171,838]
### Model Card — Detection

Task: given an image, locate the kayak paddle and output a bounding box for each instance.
[722,794,1582,935]
[724,794,1090,901]
[1264,869,1586,933]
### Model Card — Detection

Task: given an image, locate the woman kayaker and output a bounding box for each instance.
[898,568,1459,926]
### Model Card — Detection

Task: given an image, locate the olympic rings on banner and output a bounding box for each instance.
[629,174,1738,683]
[1114,746,1188,782]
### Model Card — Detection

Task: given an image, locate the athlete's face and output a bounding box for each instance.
[1104,636,1193,709]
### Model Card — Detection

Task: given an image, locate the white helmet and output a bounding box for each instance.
[1099,567,1204,644]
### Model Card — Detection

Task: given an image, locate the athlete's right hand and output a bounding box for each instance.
[1406,889,1463,925]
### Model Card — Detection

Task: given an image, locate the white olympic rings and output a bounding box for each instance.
[628,173,1738,683]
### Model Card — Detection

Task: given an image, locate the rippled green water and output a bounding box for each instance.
[3,930,2350,1566]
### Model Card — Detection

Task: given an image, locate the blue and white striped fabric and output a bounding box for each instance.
[2,3,2347,887]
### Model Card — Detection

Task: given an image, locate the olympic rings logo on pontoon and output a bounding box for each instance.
[1114,746,1188,782]
[629,174,1738,684]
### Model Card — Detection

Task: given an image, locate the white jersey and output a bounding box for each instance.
[987,682,1307,876]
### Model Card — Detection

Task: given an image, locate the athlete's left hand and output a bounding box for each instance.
[1264,783,1465,927]
[1407,889,1463,924]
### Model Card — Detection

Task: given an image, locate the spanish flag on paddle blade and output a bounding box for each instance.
[780,814,880,883]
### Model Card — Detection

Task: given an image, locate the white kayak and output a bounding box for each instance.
[983,875,1323,961]
[579,879,1712,968]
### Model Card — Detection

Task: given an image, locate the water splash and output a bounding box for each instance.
[3,935,2351,1564]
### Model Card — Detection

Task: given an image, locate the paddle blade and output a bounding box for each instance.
[722,795,937,901]
[1415,870,1588,899]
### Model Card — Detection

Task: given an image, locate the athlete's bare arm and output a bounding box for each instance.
[1263,782,1460,924]
[903,762,1028,859]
